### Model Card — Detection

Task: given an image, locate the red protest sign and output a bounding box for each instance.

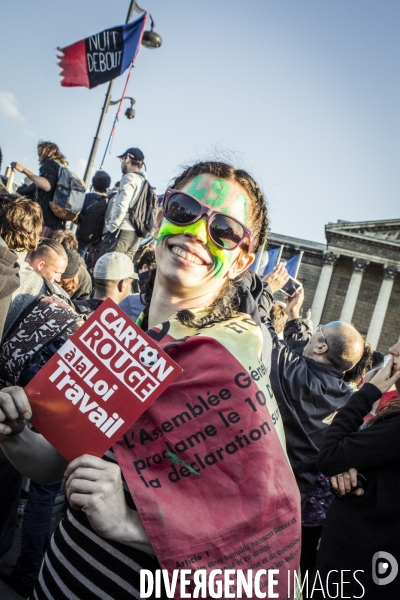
[25,298,182,462]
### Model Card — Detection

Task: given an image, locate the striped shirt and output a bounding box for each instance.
[30,450,164,600]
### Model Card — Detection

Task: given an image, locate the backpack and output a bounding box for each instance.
[128,180,158,237]
[50,165,86,222]
[0,294,81,387]
[77,193,108,244]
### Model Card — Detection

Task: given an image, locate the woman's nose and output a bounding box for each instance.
[183,219,208,244]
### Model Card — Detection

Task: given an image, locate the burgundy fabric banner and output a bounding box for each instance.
[114,312,301,599]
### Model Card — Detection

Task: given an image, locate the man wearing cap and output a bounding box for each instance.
[100,147,146,260]
[74,252,137,314]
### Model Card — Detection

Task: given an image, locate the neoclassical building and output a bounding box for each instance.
[269,218,400,353]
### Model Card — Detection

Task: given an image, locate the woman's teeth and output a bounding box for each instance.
[171,246,205,265]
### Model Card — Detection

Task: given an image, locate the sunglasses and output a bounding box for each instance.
[316,324,329,349]
[162,188,254,252]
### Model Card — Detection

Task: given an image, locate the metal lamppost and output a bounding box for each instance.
[110,97,136,119]
[83,0,161,186]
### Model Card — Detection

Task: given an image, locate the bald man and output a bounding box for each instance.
[302,320,364,371]
[261,285,365,577]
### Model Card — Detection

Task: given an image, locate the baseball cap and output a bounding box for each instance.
[117,147,145,162]
[61,249,80,279]
[94,252,137,281]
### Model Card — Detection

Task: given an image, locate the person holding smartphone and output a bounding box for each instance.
[262,282,368,578]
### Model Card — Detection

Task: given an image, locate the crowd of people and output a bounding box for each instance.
[0,140,399,600]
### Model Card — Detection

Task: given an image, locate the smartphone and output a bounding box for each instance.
[280,276,303,297]
[330,473,367,498]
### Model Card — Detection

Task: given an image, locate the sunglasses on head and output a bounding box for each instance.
[162,188,254,252]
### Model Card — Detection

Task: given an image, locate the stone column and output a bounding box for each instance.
[310,252,338,329]
[339,258,369,323]
[367,265,397,349]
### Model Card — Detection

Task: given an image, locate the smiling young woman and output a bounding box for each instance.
[142,161,268,331]
[0,161,301,600]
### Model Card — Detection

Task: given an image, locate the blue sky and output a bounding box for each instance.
[1,0,399,243]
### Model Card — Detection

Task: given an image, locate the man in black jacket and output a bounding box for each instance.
[258,274,365,577]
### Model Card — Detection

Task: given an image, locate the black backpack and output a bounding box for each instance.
[77,193,109,244]
[128,181,158,238]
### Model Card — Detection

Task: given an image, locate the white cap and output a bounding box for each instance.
[93,252,137,280]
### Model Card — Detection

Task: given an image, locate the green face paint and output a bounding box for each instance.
[157,218,234,278]
[221,207,232,215]
[236,193,249,222]
[157,175,250,279]
[206,179,229,208]
[210,239,234,277]
[185,175,248,223]
[186,175,207,202]
[186,175,229,209]
[156,220,187,244]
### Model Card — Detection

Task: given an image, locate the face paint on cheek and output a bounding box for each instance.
[157,218,210,249]
[209,242,235,278]
[157,218,233,278]
[156,220,186,244]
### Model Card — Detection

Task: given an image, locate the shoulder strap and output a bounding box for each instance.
[128,174,147,207]
[42,277,57,295]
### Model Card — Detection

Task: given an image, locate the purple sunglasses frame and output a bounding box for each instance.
[162,188,254,252]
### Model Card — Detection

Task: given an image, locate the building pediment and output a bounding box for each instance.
[325,219,400,264]
[326,219,400,242]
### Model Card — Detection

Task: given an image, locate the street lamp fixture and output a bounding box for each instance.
[109,97,136,119]
[141,15,162,49]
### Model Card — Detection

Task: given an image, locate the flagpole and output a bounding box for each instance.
[83,0,138,187]
[294,250,304,278]
[254,239,267,274]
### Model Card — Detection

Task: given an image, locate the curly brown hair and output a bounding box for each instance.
[37,141,67,166]
[50,229,79,252]
[136,248,156,272]
[270,302,287,334]
[141,161,269,330]
[59,270,81,296]
[0,193,43,252]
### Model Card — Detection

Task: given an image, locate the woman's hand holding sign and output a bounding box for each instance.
[65,454,154,555]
